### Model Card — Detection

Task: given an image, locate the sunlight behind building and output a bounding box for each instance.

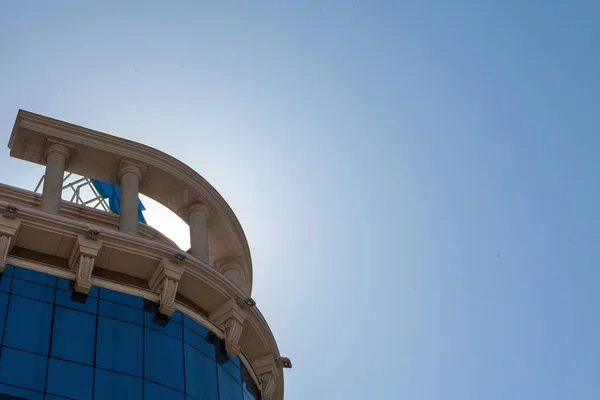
[139,194,190,250]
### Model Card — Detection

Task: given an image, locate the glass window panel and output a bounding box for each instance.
[55,278,70,292]
[0,347,47,392]
[218,354,241,384]
[99,288,143,309]
[94,368,142,400]
[184,344,218,400]
[0,292,9,344]
[243,385,259,400]
[99,300,143,325]
[0,383,44,399]
[2,265,13,277]
[46,358,93,400]
[241,365,260,400]
[143,380,184,400]
[51,306,96,365]
[4,296,52,354]
[56,278,99,297]
[218,366,243,400]
[144,312,182,339]
[171,311,183,324]
[55,290,98,314]
[96,316,143,376]
[13,268,56,287]
[11,279,55,303]
[0,274,11,293]
[144,329,184,391]
[183,327,215,360]
[215,342,241,383]
[143,301,182,339]
[183,316,210,338]
[45,396,71,400]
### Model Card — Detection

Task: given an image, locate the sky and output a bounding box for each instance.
[1,1,600,399]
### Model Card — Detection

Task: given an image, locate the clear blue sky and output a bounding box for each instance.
[1,2,600,399]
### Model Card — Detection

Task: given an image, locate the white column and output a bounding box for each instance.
[41,143,70,214]
[118,162,144,234]
[186,202,211,264]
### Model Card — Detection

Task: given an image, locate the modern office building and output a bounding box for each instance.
[0,110,289,399]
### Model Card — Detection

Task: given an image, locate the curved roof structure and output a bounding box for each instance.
[2,110,287,400]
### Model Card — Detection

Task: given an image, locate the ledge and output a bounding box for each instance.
[0,191,283,399]
[9,110,253,294]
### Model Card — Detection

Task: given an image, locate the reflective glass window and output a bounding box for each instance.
[94,368,143,400]
[144,380,184,400]
[99,288,143,309]
[56,278,99,298]
[0,293,8,344]
[144,329,184,391]
[4,296,52,354]
[99,300,143,325]
[183,327,215,359]
[0,274,11,293]
[0,347,47,392]
[2,266,13,277]
[51,306,96,365]
[0,266,254,400]
[46,358,93,399]
[0,382,44,399]
[55,289,98,314]
[13,269,55,287]
[241,365,260,400]
[143,301,182,339]
[218,366,243,400]
[183,315,210,338]
[96,316,143,376]
[184,344,218,400]
[217,351,241,384]
[11,279,54,303]
[144,315,182,340]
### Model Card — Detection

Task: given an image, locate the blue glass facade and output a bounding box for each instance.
[0,265,260,400]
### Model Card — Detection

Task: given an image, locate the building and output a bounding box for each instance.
[0,110,289,399]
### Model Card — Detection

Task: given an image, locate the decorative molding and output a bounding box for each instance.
[68,234,102,293]
[0,195,282,399]
[0,183,178,248]
[210,298,248,357]
[117,159,147,183]
[12,110,254,293]
[252,354,279,400]
[43,140,73,165]
[149,258,185,316]
[215,257,249,292]
[185,201,212,222]
[0,215,20,273]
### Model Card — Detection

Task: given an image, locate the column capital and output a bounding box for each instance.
[43,140,72,165]
[149,258,186,316]
[117,159,147,183]
[185,201,212,221]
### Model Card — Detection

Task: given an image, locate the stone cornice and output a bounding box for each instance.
[10,110,253,291]
[0,195,281,375]
[0,183,178,248]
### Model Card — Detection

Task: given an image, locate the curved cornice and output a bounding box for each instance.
[0,193,283,399]
[9,110,253,293]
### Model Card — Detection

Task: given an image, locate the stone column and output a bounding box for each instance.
[118,162,144,234]
[186,202,211,264]
[41,142,70,214]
